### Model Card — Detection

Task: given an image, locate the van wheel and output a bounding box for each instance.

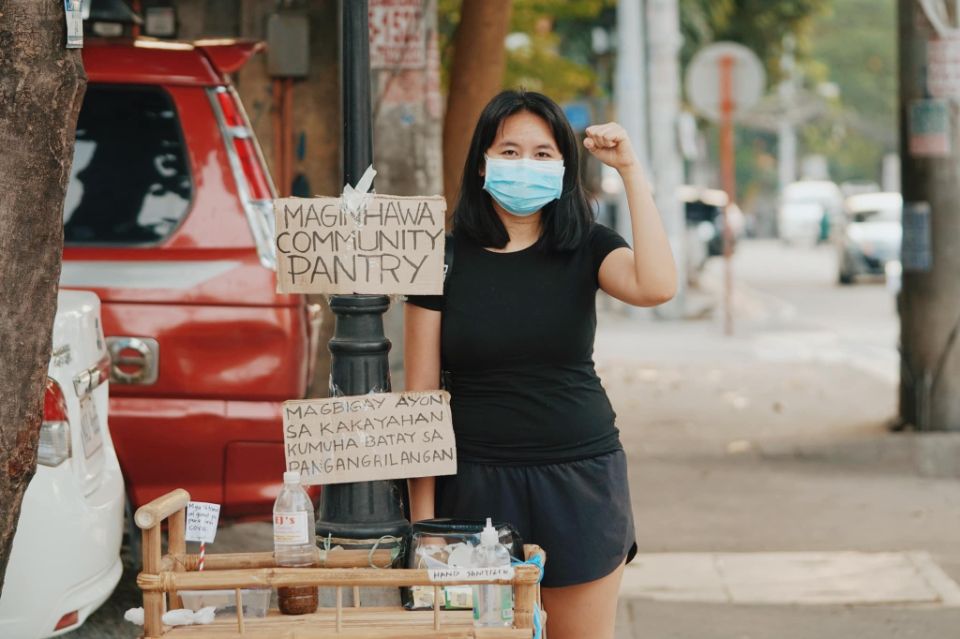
[838,270,854,285]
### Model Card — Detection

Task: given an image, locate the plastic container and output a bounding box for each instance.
[402,518,524,611]
[179,589,270,619]
[273,471,318,615]
[472,518,514,628]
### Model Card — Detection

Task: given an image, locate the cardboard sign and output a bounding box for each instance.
[185,501,221,544]
[274,195,446,295]
[282,391,456,486]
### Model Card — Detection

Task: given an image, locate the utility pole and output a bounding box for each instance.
[898,0,960,431]
[645,0,687,319]
[618,0,690,318]
[778,34,798,192]
[615,0,650,256]
[314,0,410,553]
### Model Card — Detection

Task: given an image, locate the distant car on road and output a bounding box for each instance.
[837,192,903,285]
[778,180,844,244]
[0,291,124,638]
[679,186,745,284]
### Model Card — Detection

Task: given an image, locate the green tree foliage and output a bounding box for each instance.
[801,0,897,182]
[679,0,830,80]
[437,0,613,100]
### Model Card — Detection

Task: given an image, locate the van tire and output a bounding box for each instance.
[121,494,142,572]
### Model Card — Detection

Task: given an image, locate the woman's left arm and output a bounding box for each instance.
[584,123,678,307]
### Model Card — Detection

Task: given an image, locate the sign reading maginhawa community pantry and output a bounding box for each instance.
[274,195,446,295]
[282,391,456,486]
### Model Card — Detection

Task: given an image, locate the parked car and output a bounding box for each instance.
[59,37,322,518]
[778,180,844,244]
[837,192,903,285]
[0,291,124,638]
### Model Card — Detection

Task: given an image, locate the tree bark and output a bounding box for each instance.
[0,0,86,590]
[442,0,513,214]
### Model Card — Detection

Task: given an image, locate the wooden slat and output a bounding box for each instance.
[156,607,532,639]
[168,509,186,610]
[236,588,245,634]
[142,525,165,638]
[177,549,394,571]
[140,566,541,592]
[336,587,343,632]
[135,489,191,529]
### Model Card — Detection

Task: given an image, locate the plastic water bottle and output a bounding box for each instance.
[273,471,318,615]
[472,518,514,627]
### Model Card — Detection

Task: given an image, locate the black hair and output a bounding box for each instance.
[452,89,594,252]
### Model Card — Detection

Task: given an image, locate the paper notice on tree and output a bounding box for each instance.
[282,391,456,486]
[274,194,446,295]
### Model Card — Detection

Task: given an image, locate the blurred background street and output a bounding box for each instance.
[7,0,960,638]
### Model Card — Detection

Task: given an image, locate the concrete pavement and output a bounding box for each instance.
[600,240,960,637]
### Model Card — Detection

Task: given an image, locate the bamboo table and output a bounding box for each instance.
[135,489,544,639]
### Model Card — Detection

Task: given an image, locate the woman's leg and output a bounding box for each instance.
[540,560,626,639]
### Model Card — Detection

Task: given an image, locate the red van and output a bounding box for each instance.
[61,38,321,518]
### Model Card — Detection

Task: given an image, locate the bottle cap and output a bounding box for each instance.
[283,471,300,484]
[480,517,498,546]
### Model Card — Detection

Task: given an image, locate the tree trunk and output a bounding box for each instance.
[0,0,86,590]
[442,0,513,213]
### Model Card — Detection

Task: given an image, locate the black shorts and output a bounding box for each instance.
[435,449,637,588]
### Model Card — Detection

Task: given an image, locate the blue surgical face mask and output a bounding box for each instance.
[482,155,565,216]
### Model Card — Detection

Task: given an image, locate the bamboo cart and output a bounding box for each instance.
[134,489,545,639]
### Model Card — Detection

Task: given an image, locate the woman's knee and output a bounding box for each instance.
[540,561,625,639]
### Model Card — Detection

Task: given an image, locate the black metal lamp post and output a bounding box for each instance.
[315,0,410,555]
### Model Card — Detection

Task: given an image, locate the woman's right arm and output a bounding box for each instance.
[404,302,442,522]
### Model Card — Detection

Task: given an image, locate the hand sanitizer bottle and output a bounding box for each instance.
[472,518,514,627]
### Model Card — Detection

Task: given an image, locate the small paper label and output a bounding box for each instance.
[273,512,309,545]
[427,565,515,583]
[65,0,83,49]
[185,502,221,544]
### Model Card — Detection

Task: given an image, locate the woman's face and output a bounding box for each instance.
[484,111,562,167]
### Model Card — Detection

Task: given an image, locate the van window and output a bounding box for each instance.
[64,85,192,246]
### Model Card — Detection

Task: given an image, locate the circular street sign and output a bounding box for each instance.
[686,42,766,122]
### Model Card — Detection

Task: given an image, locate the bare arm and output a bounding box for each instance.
[404,302,442,522]
[585,123,678,307]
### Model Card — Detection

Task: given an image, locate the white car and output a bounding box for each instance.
[837,192,903,285]
[0,291,124,638]
[778,200,826,245]
[779,180,844,243]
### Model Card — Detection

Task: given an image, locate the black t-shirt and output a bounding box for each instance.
[406,223,630,465]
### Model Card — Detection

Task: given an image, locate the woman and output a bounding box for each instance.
[405,90,676,639]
